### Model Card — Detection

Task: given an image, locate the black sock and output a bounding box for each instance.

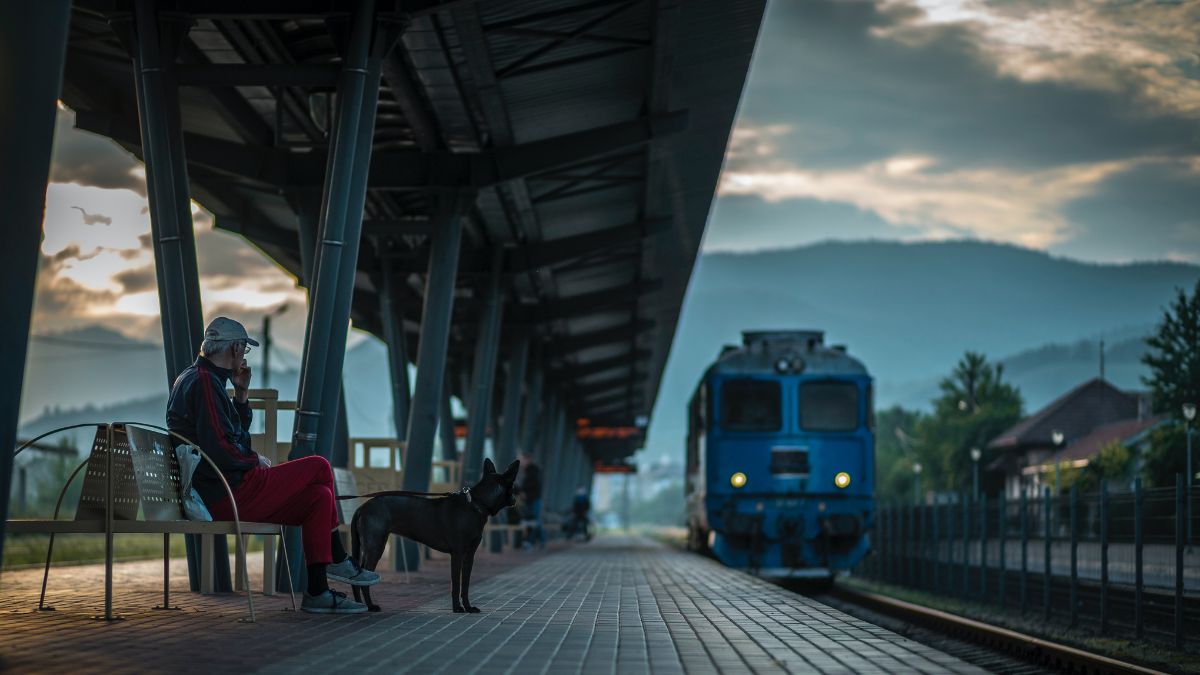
[330,530,349,563]
[307,564,329,596]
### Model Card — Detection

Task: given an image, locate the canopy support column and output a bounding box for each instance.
[398,191,473,569]
[0,0,70,570]
[292,0,387,458]
[128,0,223,592]
[496,329,530,468]
[463,249,505,480]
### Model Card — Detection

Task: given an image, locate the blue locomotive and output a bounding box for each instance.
[685,330,874,579]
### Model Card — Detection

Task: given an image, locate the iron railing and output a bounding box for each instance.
[860,475,1199,651]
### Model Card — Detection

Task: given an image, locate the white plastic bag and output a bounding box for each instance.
[174,444,213,522]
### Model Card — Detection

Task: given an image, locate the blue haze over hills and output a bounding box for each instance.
[18,241,1200,464]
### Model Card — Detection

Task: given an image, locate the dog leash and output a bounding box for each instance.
[336,489,454,501]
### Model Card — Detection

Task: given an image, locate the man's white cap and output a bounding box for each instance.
[203,316,260,346]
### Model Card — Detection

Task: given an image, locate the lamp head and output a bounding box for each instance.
[970,447,982,462]
[1184,403,1197,421]
[1051,430,1065,447]
[913,462,923,475]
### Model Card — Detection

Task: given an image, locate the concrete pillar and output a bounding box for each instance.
[0,0,70,568]
[495,329,530,468]
[398,191,472,570]
[292,0,384,458]
[463,249,505,481]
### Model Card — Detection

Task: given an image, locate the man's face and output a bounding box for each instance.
[232,341,249,362]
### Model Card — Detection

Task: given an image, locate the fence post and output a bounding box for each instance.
[962,492,970,601]
[1176,473,1185,651]
[1070,484,1078,628]
[908,503,916,588]
[931,498,939,594]
[998,490,1007,609]
[921,501,929,590]
[1101,479,1109,635]
[1022,485,1032,612]
[891,502,900,585]
[1043,486,1051,622]
[1134,478,1143,639]
[979,493,988,600]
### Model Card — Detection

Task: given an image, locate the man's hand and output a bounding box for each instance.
[232,358,252,402]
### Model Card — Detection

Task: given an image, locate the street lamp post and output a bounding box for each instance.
[1185,402,1196,544]
[970,447,982,502]
[1051,430,1065,495]
[913,462,923,505]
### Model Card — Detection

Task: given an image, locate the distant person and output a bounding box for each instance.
[166,317,378,614]
[517,451,543,549]
[570,485,592,541]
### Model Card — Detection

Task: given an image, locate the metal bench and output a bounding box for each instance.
[7,422,297,622]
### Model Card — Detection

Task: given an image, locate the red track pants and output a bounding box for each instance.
[209,455,338,565]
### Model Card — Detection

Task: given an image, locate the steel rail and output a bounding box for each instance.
[831,585,1165,675]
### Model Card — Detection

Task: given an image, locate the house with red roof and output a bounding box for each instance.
[987,378,1161,497]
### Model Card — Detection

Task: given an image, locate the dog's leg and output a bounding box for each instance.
[450,552,465,613]
[460,547,480,613]
[357,534,387,612]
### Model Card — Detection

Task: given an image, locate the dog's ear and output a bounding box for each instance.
[502,459,520,482]
[483,458,497,475]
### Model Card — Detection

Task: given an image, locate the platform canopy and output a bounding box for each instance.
[59,0,764,461]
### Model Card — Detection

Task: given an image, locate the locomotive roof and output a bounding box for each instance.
[706,330,869,378]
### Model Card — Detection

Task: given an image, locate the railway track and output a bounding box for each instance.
[809,585,1167,675]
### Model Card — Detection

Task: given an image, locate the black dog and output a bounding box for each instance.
[349,458,519,612]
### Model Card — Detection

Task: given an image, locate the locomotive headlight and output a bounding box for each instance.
[834,472,852,489]
[730,472,747,488]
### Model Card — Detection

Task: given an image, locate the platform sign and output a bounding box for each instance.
[593,460,637,474]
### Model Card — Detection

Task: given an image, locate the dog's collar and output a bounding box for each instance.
[460,487,491,517]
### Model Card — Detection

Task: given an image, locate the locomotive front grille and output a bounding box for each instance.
[770,447,809,475]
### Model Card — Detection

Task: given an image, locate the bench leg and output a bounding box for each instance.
[261,534,275,596]
[201,535,215,594]
[154,533,179,610]
[234,535,248,592]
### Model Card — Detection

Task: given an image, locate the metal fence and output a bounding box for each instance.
[859,475,1200,651]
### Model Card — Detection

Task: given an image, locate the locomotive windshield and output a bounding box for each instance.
[720,379,781,432]
[798,381,859,431]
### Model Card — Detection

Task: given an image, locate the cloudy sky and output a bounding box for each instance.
[31,0,1200,351]
[705,0,1200,262]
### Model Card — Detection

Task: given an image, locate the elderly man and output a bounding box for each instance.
[167,317,377,614]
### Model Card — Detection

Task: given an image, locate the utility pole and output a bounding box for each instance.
[262,304,287,388]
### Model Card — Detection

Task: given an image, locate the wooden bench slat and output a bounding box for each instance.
[7,520,280,535]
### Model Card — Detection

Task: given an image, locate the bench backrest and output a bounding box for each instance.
[76,425,187,522]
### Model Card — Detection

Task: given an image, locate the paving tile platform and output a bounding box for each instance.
[0,535,982,674]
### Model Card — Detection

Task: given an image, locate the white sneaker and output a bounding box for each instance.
[326,558,381,586]
[301,589,368,614]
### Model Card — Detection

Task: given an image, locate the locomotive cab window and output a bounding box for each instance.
[720,379,781,432]
[798,381,859,432]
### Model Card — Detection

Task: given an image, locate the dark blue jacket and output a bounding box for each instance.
[166,356,259,506]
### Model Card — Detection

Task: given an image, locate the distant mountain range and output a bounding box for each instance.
[19,241,1199,463]
[644,240,1197,458]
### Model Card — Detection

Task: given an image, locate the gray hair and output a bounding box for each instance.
[200,339,236,358]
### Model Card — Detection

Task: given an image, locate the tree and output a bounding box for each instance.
[1142,279,1200,416]
[1141,280,1200,488]
[913,352,1023,496]
[873,406,924,501]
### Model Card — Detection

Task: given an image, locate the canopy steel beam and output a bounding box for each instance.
[175,62,340,86]
[536,279,661,322]
[0,0,71,570]
[508,219,666,274]
[553,351,648,382]
[555,320,654,353]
